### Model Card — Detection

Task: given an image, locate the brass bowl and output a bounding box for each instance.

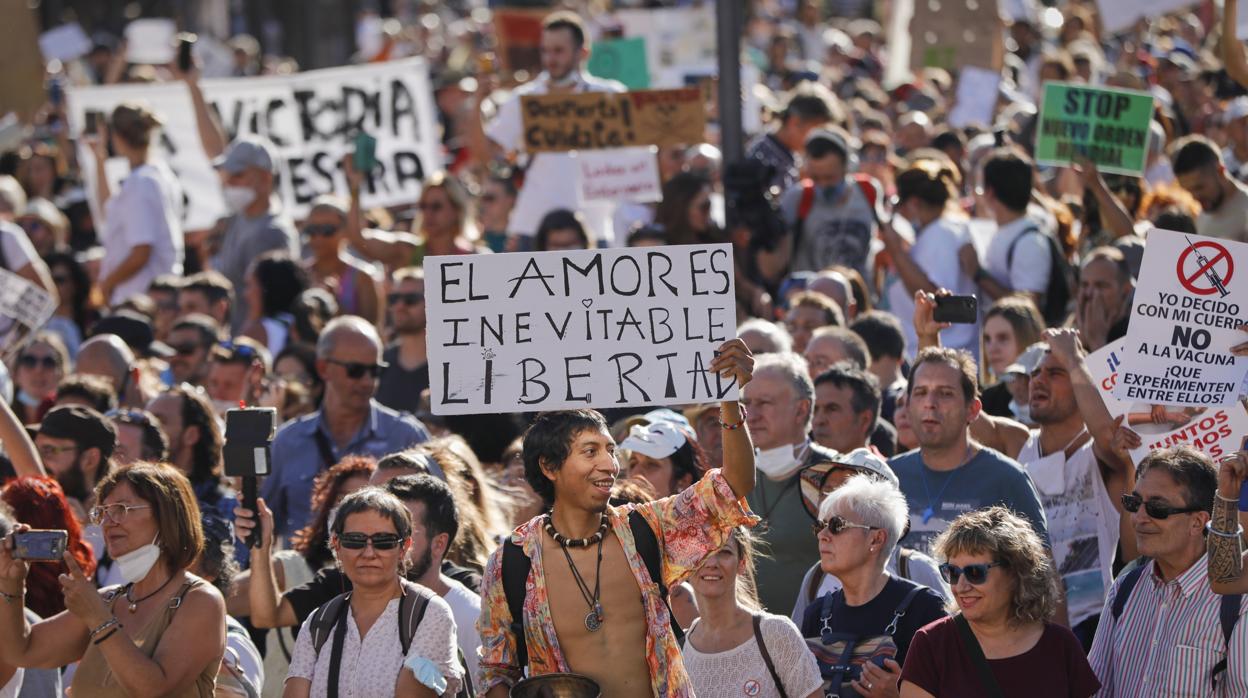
[509,673,602,698]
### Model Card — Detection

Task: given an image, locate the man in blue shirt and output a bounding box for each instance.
[262,316,433,538]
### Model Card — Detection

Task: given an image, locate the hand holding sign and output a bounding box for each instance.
[709,339,754,390]
[1217,449,1248,500]
[1232,324,1248,356]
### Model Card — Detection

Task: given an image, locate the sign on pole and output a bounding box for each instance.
[520,88,706,153]
[424,244,739,415]
[1113,231,1248,407]
[588,37,650,90]
[1035,82,1154,176]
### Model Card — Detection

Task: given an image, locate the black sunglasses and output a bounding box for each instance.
[811,515,877,538]
[1121,493,1205,520]
[338,532,405,550]
[387,292,425,306]
[18,355,58,370]
[327,358,385,379]
[304,223,339,237]
[939,562,1003,585]
[170,343,202,356]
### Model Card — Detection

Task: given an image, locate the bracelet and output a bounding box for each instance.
[89,617,119,639]
[1216,493,1240,504]
[0,588,18,604]
[1206,521,1245,538]
[718,404,748,430]
[93,627,119,645]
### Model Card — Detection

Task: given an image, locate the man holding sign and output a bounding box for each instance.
[476,340,758,697]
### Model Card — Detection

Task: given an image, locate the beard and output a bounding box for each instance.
[57,463,90,503]
[406,544,435,581]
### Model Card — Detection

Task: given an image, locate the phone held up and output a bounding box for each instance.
[932,294,978,324]
[13,530,68,561]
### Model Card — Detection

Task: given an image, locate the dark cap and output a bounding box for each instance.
[38,405,117,460]
[92,310,174,359]
[805,127,851,160]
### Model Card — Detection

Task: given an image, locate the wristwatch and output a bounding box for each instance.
[972,267,990,283]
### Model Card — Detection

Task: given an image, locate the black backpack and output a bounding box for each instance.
[1110,556,1241,690]
[501,509,682,669]
[307,578,475,698]
[1006,225,1074,326]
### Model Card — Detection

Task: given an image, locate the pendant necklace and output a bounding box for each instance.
[547,514,606,632]
[123,573,175,613]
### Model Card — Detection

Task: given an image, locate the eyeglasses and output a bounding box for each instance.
[303,223,339,237]
[18,354,58,370]
[939,562,1003,585]
[387,292,425,306]
[170,343,202,356]
[326,358,385,379]
[812,515,877,538]
[38,443,77,459]
[337,532,406,550]
[1120,493,1205,520]
[89,503,151,525]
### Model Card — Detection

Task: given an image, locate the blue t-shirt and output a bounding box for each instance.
[888,447,1049,555]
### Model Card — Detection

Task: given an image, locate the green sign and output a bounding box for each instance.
[587,37,650,90]
[1034,82,1154,176]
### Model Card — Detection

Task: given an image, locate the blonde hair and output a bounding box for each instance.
[727,526,765,612]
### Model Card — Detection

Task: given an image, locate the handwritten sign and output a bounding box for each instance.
[908,0,1003,72]
[0,268,56,363]
[1035,82,1154,176]
[520,88,705,153]
[424,245,738,415]
[575,147,661,204]
[1113,231,1248,407]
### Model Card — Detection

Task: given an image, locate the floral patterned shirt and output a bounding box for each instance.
[477,468,759,696]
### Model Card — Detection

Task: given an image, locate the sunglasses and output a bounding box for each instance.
[1120,493,1205,520]
[811,515,877,538]
[327,358,385,379]
[939,561,1003,585]
[387,292,425,306]
[170,343,202,356]
[304,223,339,237]
[337,532,406,550]
[19,355,58,370]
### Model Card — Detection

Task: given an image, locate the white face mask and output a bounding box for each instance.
[1009,399,1031,425]
[756,443,802,480]
[114,534,162,584]
[222,185,257,214]
[1026,449,1067,496]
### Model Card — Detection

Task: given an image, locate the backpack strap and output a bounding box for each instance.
[953,614,1006,698]
[1005,224,1042,272]
[884,584,925,636]
[326,596,352,698]
[397,578,434,656]
[501,538,531,670]
[1110,558,1150,623]
[312,429,337,471]
[798,179,816,222]
[752,614,789,698]
[1212,594,1243,686]
[806,565,826,604]
[309,592,352,657]
[628,509,684,644]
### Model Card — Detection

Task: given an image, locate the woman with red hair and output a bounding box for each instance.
[0,476,95,619]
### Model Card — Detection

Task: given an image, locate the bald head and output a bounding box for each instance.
[316,315,383,362]
[808,272,856,320]
[76,335,135,390]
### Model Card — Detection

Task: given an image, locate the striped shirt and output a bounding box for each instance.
[1087,554,1248,697]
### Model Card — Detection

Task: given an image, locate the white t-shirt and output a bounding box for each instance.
[982,215,1052,295]
[887,216,980,359]
[442,577,482,688]
[1017,433,1118,627]
[486,71,625,239]
[0,221,35,272]
[682,613,824,698]
[98,161,184,305]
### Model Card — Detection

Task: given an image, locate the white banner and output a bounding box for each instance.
[424,244,738,415]
[575,146,661,204]
[1088,342,1248,464]
[67,58,441,227]
[1113,231,1248,407]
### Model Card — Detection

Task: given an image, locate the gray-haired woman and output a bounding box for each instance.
[282,487,462,697]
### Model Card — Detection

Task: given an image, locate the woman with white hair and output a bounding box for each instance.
[802,475,947,698]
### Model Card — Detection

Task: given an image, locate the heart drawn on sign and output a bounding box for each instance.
[582,298,593,308]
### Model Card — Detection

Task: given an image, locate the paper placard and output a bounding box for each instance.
[1098,0,1194,34]
[588,37,650,90]
[125,18,177,65]
[575,147,661,204]
[614,5,717,81]
[948,67,1002,129]
[424,244,738,415]
[0,268,56,363]
[1034,82,1154,176]
[39,23,93,63]
[908,0,1003,72]
[1113,231,1248,407]
[520,88,705,153]
[493,8,546,73]
[1088,342,1248,463]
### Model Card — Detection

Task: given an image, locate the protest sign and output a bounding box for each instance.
[1034,82,1153,176]
[125,18,177,65]
[1113,231,1248,407]
[1089,342,1248,464]
[1098,0,1194,34]
[0,3,48,122]
[948,67,1002,129]
[575,146,661,204]
[39,23,93,63]
[588,37,650,90]
[521,88,705,153]
[908,0,1003,73]
[424,244,738,415]
[615,5,717,86]
[0,268,56,364]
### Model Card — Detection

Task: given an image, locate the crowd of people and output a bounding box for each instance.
[2,0,1248,696]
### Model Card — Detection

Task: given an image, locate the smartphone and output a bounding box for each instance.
[83,111,100,136]
[176,32,197,73]
[353,131,377,174]
[13,530,68,561]
[223,407,277,548]
[932,294,978,324]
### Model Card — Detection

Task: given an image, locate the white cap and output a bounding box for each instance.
[834,448,899,487]
[620,422,688,460]
[1004,342,1048,377]
[1225,96,1248,124]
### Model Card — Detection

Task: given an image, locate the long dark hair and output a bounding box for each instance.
[655,172,715,245]
[43,251,93,331]
[252,252,309,318]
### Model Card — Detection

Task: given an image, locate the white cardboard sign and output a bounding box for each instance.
[424,244,739,415]
[1088,342,1248,464]
[1096,0,1195,34]
[125,18,177,65]
[575,146,661,204]
[38,23,93,63]
[1113,231,1248,407]
[948,67,1002,129]
[0,268,56,363]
